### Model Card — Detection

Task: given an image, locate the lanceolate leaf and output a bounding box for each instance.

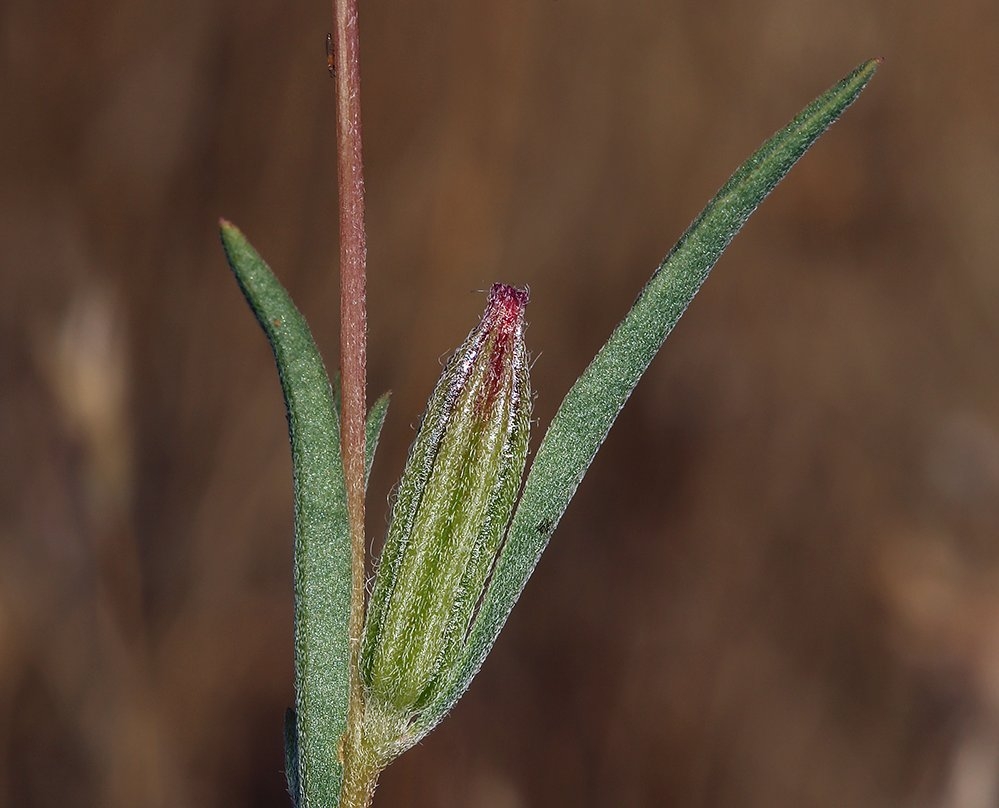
[416,58,880,735]
[364,393,390,488]
[220,222,349,808]
[283,709,301,808]
[332,373,392,489]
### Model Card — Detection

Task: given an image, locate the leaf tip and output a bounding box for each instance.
[219,218,238,251]
[854,57,882,84]
[219,217,244,243]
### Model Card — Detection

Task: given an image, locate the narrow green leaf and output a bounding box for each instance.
[220,221,349,807]
[416,58,880,735]
[365,393,390,488]
[284,709,301,808]
[330,375,390,489]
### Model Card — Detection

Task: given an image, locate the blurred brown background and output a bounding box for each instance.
[2,0,998,805]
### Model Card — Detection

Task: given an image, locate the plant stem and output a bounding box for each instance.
[332,0,368,798]
[337,730,380,808]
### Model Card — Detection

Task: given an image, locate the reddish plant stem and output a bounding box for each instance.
[332,0,367,769]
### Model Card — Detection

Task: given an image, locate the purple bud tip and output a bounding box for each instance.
[484,283,528,345]
[489,282,529,306]
[487,283,529,327]
[476,284,528,412]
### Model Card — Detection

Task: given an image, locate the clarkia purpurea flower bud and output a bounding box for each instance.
[361,283,531,726]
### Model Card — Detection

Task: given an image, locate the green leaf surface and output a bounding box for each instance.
[365,393,390,488]
[416,58,880,735]
[284,709,301,808]
[221,222,349,807]
[330,374,391,490]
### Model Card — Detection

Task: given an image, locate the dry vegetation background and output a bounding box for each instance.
[2,0,999,806]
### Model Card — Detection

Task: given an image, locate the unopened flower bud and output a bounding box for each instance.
[361,284,531,723]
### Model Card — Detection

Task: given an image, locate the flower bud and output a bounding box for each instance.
[361,284,531,723]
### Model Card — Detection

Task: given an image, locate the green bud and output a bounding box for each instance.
[361,283,531,731]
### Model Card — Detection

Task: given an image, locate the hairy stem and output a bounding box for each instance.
[337,732,380,808]
[332,0,369,800]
